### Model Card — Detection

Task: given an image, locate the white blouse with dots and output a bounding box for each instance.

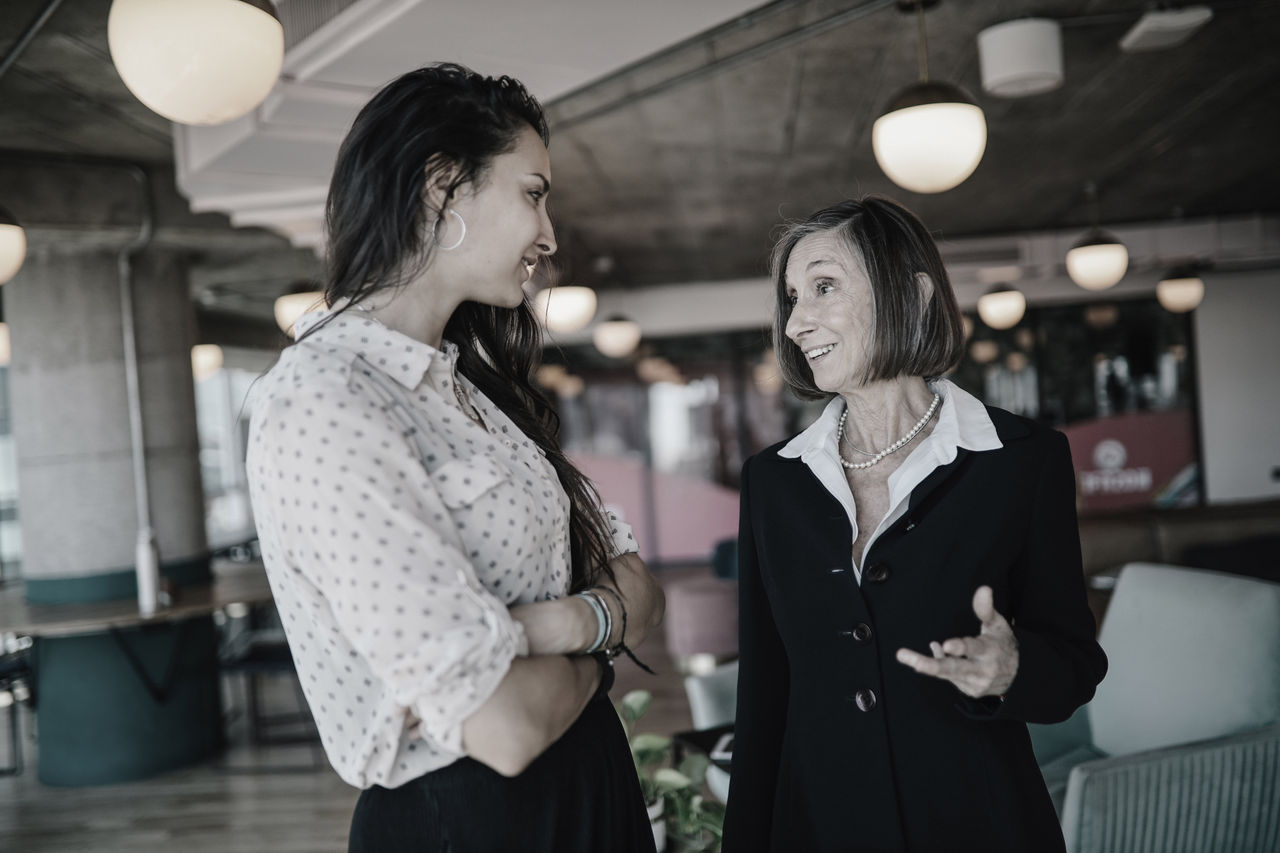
[246,307,637,789]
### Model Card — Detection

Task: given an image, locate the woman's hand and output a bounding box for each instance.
[895,586,1019,698]
[510,551,665,657]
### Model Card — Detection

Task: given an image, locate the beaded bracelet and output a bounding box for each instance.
[574,589,612,654]
[594,584,656,675]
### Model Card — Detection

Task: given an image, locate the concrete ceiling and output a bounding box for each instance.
[2,0,1279,323]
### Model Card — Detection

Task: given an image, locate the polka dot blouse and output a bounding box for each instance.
[246,307,637,789]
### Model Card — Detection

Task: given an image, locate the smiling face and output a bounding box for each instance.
[783,230,877,396]
[431,124,557,309]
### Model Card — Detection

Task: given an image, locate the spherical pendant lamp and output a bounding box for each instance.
[534,286,597,334]
[274,290,324,338]
[873,1,987,194]
[873,82,987,194]
[976,283,1026,330]
[592,315,642,358]
[191,344,224,381]
[0,206,27,284]
[1066,229,1129,291]
[108,0,284,126]
[1156,267,1205,313]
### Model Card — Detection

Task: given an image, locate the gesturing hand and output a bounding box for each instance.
[895,586,1019,699]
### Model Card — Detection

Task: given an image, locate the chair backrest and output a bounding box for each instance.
[684,660,739,730]
[1089,562,1280,757]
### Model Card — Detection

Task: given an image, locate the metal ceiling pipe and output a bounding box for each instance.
[0,0,67,82]
[117,165,160,616]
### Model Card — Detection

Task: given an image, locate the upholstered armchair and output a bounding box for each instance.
[1029,563,1280,853]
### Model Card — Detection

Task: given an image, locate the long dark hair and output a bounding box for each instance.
[316,63,616,591]
[770,196,965,400]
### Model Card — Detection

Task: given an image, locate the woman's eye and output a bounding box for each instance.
[528,190,544,203]
[816,280,835,294]
[785,293,798,306]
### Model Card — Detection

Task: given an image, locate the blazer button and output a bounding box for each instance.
[854,689,877,712]
[865,563,891,583]
[852,622,873,643]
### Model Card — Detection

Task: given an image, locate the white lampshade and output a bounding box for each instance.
[191,344,224,381]
[534,286,597,334]
[592,316,642,358]
[969,339,999,365]
[977,285,1026,330]
[0,323,9,367]
[1156,274,1205,313]
[0,207,26,284]
[274,290,324,338]
[1066,230,1129,291]
[977,18,1064,98]
[557,375,585,399]
[872,82,987,194]
[108,0,284,126]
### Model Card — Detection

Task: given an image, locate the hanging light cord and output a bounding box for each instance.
[915,2,930,82]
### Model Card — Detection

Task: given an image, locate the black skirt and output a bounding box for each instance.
[348,674,656,853]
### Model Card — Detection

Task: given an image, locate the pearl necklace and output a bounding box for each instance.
[836,393,940,470]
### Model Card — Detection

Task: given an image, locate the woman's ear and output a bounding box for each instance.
[422,154,461,213]
[916,272,935,306]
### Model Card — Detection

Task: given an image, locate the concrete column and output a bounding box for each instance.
[6,244,209,604]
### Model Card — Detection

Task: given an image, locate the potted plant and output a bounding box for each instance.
[618,689,726,853]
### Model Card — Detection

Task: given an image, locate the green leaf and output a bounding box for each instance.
[653,767,692,792]
[620,689,652,723]
[630,732,670,751]
[677,752,711,785]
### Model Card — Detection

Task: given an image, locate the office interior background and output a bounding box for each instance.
[0,0,1277,851]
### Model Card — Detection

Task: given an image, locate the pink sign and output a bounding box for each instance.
[1061,409,1198,513]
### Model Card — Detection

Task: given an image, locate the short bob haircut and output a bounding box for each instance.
[771,196,965,400]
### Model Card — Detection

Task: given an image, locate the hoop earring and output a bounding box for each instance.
[434,209,466,251]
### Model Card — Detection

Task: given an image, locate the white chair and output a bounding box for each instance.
[1028,563,1280,853]
[683,660,738,803]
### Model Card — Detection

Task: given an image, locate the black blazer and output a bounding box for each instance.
[723,407,1107,853]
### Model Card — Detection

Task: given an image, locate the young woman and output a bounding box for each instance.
[247,63,663,852]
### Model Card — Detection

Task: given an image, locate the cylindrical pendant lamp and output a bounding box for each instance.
[977,19,1064,97]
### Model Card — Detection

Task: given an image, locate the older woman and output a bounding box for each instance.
[723,197,1107,852]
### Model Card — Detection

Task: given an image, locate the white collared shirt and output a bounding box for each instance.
[246,308,636,789]
[777,379,1002,583]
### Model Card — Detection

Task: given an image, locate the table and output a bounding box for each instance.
[0,560,273,638]
[0,561,276,786]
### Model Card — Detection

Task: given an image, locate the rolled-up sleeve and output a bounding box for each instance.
[252,387,526,757]
[604,509,639,558]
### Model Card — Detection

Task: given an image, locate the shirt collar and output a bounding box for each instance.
[778,378,1002,463]
[293,306,446,390]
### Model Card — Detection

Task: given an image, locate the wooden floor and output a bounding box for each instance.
[0,573,701,853]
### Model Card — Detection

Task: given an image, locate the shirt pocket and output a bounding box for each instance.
[433,456,508,509]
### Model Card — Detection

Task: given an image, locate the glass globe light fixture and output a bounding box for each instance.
[976,283,1026,330]
[534,286,597,334]
[1066,229,1129,291]
[592,315,642,358]
[191,344,224,381]
[873,82,987,194]
[1156,267,1205,313]
[274,290,324,338]
[108,0,284,126]
[872,1,987,194]
[0,206,26,284]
